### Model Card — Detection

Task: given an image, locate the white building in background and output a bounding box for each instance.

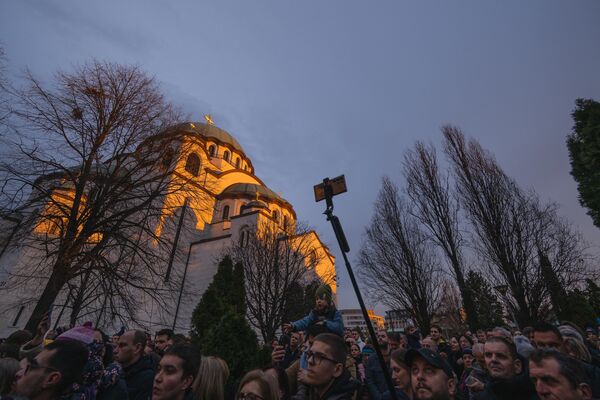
[340,308,385,331]
[0,121,336,337]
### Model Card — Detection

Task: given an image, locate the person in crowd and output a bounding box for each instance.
[471,343,485,369]
[12,340,89,400]
[114,329,155,400]
[429,326,449,354]
[512,335,535,359]
[529,348,593,400]
[93,328,129,400]
[281,333,302,369]
[405,326,421,350]
[447,337,463,376]
[238,369,279,400]
[420,338,437,353]
[472,336,536,400]
[294,333,358,400]
[283,285,344,337]
[352,329,366,351]
[167,334,188,348]
[522,327,534,342]
[458,335,473,351]
[457,348,474,400]
[192,355,229,400]
[532,322,563,350]
[385,349,411,400]
[489,327,512,339]
[0,358,19,395]
[388,332,404,353]
[562,336,592,363]
[475,330,486,344]
[152,343,200,400]
[365,329,390,400]
[406,347,456,400]
[348,343,366,398]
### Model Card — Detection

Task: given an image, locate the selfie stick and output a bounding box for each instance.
[315,176,398,400]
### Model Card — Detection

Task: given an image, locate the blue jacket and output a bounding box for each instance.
[291,308,344,337]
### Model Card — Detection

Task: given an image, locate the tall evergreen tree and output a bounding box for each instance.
[539,251,567,319]
[567,98,600,228]
[464,271,504,329]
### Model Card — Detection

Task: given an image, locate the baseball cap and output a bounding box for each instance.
[406,348,454,378]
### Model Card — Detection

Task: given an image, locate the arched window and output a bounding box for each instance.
[208,145,216,157]
[272,210,279,222]
[185,153,201,176]
[223,150,230,162]
[283,216,289,230]
[235,157,241,169]
[161,148,174,170]
[239,226,250,247]
[222,205,230,221]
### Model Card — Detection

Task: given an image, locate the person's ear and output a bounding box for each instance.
[447,377,456,396]
[181,375,194,390]
[578,383,593,400]
[43,371,62,389]
[514,358,522,375]
[333,362,343,378]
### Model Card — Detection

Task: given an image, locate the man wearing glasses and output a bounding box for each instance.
[299,333,359,399]
[13,340,89,400]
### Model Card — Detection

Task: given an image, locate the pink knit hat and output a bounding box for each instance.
[56,322,95,344]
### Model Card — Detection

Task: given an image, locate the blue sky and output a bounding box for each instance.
[2,0,600,314]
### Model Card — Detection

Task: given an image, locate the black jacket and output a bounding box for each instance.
[123,355,155,400]
[365,354,388,400]
[472,370,538,400]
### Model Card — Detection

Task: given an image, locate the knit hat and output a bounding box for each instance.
[462,348,473,356]
[57,322,95,344]
[315,284,333,305]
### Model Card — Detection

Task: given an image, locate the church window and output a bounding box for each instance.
[239,227,250,247]
[208,145,216,157]
[223,205,230,221]
[185,153,201,176]
[272,210,279,222]
[161,148,174,170]
[283,216,289,230]
[235,157,241,168]
[223,150,230,162]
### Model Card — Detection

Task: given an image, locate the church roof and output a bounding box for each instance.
[171,122,245,153]
[219,183,290,205]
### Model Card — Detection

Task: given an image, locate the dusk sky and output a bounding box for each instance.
[2,1,600,314]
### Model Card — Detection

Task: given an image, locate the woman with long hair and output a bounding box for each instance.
[387,349,412,400]
[193,356,230,400]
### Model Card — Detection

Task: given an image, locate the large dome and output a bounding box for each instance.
[171,122,245,153]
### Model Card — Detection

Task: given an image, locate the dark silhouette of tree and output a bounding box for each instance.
[228,220,327,343]
[0,60,202,331]
[567,98,600,228]
[403,141,477,330]
[358,176,442,334]
[443,125,589,327]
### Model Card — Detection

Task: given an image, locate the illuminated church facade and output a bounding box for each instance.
[0,120,336,336]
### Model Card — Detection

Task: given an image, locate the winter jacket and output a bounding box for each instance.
[365,354,388,400]
[291,308,344,337]
[123,355,155,400]
[97,362,129,400]
[293,369,359,400]
[471,370,538,400]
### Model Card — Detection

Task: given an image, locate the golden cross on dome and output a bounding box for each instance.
[204,114,214,125]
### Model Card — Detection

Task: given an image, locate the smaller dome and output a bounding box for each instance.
[219,183,290,205]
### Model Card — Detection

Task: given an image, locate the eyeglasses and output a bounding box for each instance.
[237,393,264,400]
[305,350,341,365]
[25,360,58,375]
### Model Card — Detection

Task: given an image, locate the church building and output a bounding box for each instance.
[0,119,336,336]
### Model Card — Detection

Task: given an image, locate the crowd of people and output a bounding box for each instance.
[0,284,599,400]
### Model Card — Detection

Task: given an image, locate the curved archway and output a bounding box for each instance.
[223,150,230,162]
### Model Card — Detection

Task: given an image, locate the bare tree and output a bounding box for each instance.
[0,60,205,331]
[228,220,327,343]
[358,176,442,333]
[442,125,590,326]
[403,141,478,329]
